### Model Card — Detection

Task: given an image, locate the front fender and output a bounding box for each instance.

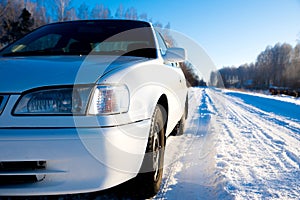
[98,59,187,135]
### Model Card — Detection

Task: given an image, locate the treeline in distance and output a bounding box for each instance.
[210,43,300,91]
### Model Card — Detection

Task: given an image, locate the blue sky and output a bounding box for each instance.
[72,0,300,68]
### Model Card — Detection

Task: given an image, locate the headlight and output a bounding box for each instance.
[13,85,129,115]
[88,85,129,115]
[14,86,92,115]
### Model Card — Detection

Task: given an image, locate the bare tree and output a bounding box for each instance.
[66,7,77,21]
[139,13,148,21]
[1,7,34,44]
[91,4,111,19]
[0,0,10,18]
[115,4,124,19]
[0,0,23,45]
[124,7,137,20]
[52,0,73,22]
[25,0,48,28]
[284,43,300,88]
[77,2,89,20]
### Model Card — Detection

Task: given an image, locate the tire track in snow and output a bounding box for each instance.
[223,92,300,169]
[209,89,300,199]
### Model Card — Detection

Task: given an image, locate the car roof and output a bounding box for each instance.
[44,19,152,28]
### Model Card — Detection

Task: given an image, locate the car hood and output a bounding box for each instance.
[0,55,148,93]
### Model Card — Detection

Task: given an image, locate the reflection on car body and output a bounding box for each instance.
[0,20,188,197]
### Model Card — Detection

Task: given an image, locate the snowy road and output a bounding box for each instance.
[155,88,300,200]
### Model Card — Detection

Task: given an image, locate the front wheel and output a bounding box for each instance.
[133,104,166,197]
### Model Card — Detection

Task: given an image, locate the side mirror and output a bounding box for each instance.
[163,47,186,63]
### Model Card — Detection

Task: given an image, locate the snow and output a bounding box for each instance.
[224,89,300,106]
[154,87,300,200]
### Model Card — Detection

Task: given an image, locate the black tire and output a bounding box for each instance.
[133,105,166,198]
[171,98,187,136]
[185,95,189,119]
[171,111,186,136]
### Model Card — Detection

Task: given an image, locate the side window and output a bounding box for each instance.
[155,31,167,56]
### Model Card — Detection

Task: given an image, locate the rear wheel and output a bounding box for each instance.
[172,112,186,136]
[133,104,166,197]
[171,98,187,136]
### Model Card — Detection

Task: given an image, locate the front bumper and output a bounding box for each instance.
[0,119,150,196]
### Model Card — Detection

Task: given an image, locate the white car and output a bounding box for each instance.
[0,20,188,197]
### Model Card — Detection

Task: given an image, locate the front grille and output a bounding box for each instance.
[0,161,46,185]
[0,161,46,171]
[0,95,9,115]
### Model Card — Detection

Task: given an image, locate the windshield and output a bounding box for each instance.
[0,20,157,58]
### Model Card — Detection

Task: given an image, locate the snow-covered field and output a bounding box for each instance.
[2,88,299,199]
[155,87,300,200]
